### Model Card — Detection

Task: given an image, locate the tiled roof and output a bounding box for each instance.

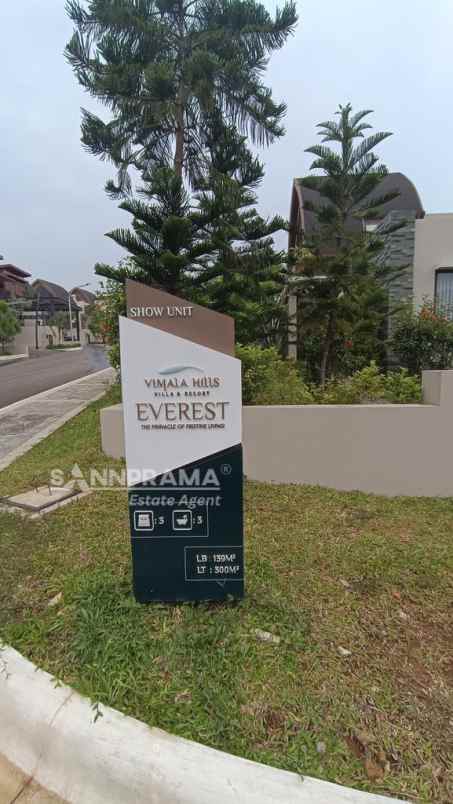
[70,287,96,304]
[32,279,70,302]
[291,172,425,245]
[0,263,31,279]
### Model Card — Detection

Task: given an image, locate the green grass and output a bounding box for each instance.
[1,390,452,802]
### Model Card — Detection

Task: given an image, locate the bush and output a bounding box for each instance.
[237,345,314,405]
[391,302,453,373]
[382,369,422,403]
[96,280,126,371]
[313,362,385,404]
[311,362,421,405]
[236,348,421,406]
[0,301,22,354]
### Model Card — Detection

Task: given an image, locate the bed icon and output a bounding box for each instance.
[134,510,154,531]
[172,509,193,531]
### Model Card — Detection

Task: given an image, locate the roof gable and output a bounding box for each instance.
[289,172,424,247]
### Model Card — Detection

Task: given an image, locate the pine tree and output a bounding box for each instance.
[95,166,215,296]
[65,0,297,193]
[295,104,403,383]
[193,118,287,343]
[96,121,288,344]
[302,103,398,229]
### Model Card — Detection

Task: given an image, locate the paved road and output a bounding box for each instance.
[0,367,116,470]
[0,346,110,409]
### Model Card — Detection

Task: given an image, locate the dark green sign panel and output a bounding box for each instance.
[129,445,244,602]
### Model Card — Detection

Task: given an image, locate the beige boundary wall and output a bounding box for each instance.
[100,370,453,497]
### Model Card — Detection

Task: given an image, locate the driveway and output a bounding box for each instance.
[0,346,110,409]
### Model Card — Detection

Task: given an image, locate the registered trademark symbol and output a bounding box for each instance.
[220,463,232,476]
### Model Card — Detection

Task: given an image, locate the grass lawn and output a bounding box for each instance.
[1,387,452,803]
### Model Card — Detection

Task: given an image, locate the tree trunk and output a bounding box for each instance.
[320,310,336,387]
[174,88,184,179]
[174,0,185,179]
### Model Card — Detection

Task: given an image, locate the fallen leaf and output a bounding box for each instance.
[263,708,286,732]
[174,690,192,704]
[391,590,401,601]
[47,592,62,607]
[253,629,280,645]
[364,757,385,781]
[344,734,366,759]
[377,748,387,765]
[354,730,373,750]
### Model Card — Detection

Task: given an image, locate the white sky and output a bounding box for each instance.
[1,0,452,290]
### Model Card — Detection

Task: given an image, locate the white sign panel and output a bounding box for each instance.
[119,316,242,480]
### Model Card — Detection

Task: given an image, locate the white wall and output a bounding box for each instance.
[12,320,62,354]
[101,371,453,498]
[413,213,453,307]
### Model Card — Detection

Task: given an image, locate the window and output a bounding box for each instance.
[435,270,453,319]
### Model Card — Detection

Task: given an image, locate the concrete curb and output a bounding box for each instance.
[0,367,115,416]
[0,353,28,367]
[0,645,407,804]
[0,369,116,473]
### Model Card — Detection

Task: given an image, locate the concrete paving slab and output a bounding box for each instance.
[0,369,115,472]
[1,486,76,512]
[0,752,24,802]
[0,754,64,804]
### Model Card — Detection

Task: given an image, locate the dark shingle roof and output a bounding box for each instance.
[292,172,424,240]
[70,287,96,304]
[0,263,31,279]
[32,279,71,302]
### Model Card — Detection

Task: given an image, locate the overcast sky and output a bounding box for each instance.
[1,1,452,291]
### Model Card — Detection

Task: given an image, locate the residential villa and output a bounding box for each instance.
[70,286,98,342]
[287,172,453,357]
[0,264,97,354]
[0,263,31,301]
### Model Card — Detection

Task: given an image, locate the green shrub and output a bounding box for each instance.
[311,362,422,405]
[313,362,384,404]
[96,280,126,371]
[382,369,422,403]
[391,301,453,374]
[236,349,422,406]
[236,345,314,405]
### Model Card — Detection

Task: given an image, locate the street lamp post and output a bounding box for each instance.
[68,293,74,342]
[68,282,91,342]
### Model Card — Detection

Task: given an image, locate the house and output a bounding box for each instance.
[32,279,81,342]
[70,287,100,343]
[287,172,453,356]
[70,286,96,309]
[0,264,31,300]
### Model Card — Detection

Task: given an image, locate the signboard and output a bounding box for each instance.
[119,280,244,602]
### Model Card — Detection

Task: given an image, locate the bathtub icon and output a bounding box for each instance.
[172,509,193,531]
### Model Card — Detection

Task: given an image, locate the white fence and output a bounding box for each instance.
[101,370,453,497]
